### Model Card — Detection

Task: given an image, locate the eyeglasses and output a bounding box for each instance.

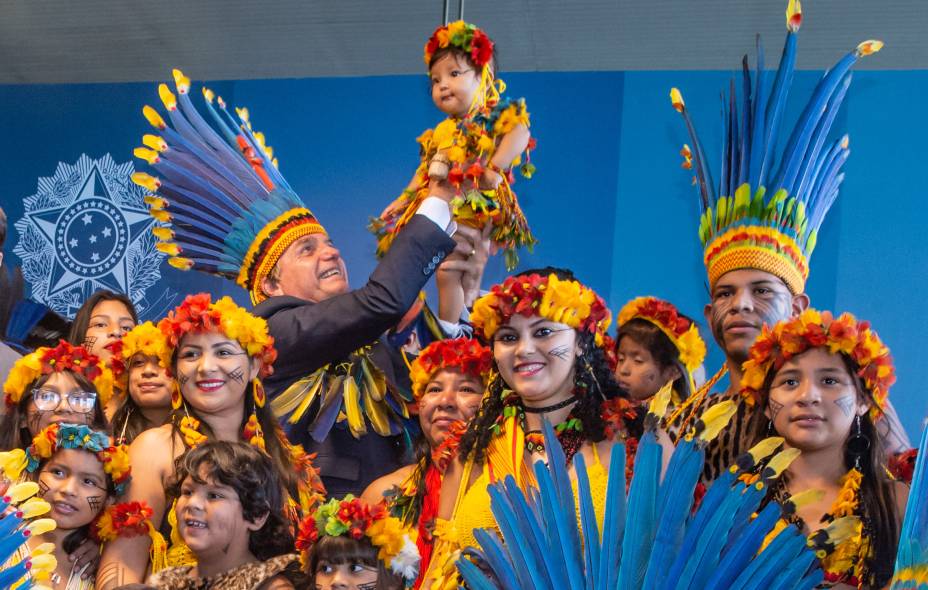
[31,389,97,413]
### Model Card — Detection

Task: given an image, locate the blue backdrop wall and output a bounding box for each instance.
[1,67,926,437]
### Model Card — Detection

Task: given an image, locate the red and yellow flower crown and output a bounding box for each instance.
[617,297,707,373]
[740,309,894,418]
[91,500,158,544]
[296,495,420,585]
[107,322,172,388]
[424,20,494,68]
[26,423,132,495]
[3,340,114,408]
[409,338,492,400]
[470,273,612,346]
[158,293,277,378]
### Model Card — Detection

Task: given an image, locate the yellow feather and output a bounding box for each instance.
[764,447,802,478]
[270,372,324,423]
[344,377,366,437]
[362,382,393,436]
[786,487,825,510]
[696,399,737,441]
[648,380,673,420]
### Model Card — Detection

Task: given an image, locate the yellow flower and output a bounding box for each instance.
[366,516,407,562]
[432,120,459,149]
[3,351,44,404]
[447,146,466,164]
[539,275,591,328]
[798,308,822,329]
[477,135,495,153]
[446,21,466,40]
[470,294,499,340]
[93,367,116,407]
[436,28,451,48]
[678,326,707,372]
[95,509,117,542]
[120,322,170,369]
[103,445,132,483]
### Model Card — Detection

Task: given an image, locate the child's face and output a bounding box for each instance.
[614,336,677,402]
[766,347,869,452]
[430,52,480,117]
[39,448,109,530]
[176,466,266,560]
[128,353,173,410]
[26,371,98,435]
[314,561,380,590]
[84,299,136,362]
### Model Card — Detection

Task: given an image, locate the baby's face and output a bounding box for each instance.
[430,52,480,117]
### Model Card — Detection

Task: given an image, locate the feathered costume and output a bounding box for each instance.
[0,451,57,590]
[133,70,412,444]
[368,21,537,269]
[667,0,884,481]
[0,265,70,354]
[890,423,928,589]
[455,391,858,590]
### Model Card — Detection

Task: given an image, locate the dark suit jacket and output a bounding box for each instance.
[254,214,455,495]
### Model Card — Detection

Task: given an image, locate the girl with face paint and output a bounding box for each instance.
[98,294,324,588]
[108,322,174,445]
[424,268,641,586]
[0,341,112,453]
[613,297,706,406]
[20,423,136,590]
[361,338,491,587]
[741,310,907,589]
[297,496,419,590]
[148,442,304,590]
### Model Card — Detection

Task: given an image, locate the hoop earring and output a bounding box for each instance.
[766,419,774,436]
[846,414,871,469]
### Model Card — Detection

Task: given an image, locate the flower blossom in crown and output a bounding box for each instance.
[617,296,707,372]
[297,495,420,585]
[25,423,132,494]
[409,338,492,400]
[158,293,277,378]
[424,20,495,68]
[92,501,155,543]
[3,340,114,408]
[471,273,612,346]
[740,309,894,419]
[107,322,172,387]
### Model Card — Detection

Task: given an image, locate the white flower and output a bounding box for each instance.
[390,535,421,582]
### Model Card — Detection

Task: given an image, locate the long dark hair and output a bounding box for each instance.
[459,267,631,465]
[166,441,295,561]
[67,290,138,347]
[304,535,403,590]
[616,318,692,400]
[0,371,107,452]
[111,395,166,445]
[747,354,900,588]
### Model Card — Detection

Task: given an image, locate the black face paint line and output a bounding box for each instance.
[177,373,190,387]
[87,495,103,513]
[768,398,785,423]
[834,395,855,418]
[548,345,571,362]
[228,366,246,384]
[26,410,43,434]
[38,478,50,497]
[81,336,97,351]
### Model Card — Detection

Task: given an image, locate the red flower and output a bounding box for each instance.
[470,30,494,67]
[448,165,464,187]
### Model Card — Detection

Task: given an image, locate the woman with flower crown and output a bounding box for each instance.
[97,294,324,589]
[423,268,643,586]
[740,309,908,589]
[369,20,536,270]
[297,495,420,590]
[361,337,491,587]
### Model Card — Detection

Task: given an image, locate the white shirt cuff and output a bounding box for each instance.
[437,318,472,339]
[415,196,456,235]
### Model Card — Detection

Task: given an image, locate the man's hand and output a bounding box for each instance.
[440,222,492,308]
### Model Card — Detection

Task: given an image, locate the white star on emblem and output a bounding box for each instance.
[69,238,78,248]
[101,227,112,238]
[82,213,93,225]
[91,252,100,262]
[89,234,97,244]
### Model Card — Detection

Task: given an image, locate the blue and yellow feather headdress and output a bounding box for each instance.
[132,69,325,304]
[671,0,882,293]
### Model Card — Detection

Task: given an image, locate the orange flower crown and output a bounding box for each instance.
[158,293,277,378]
[3,340,114,408]
[409,338,492,400]
[296,495,420,585]
[424,20,494,68]
[617,297,707,373]
[107,321,172,387]
[26,423,132,495]
[741,309,894,419]
[470,273,612,346]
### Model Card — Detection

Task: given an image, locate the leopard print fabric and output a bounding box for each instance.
[695,389,756,483]
[148,553,302,590]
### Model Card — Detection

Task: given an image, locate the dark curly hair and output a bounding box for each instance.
[166,440,294,560]
[459,267,637,465]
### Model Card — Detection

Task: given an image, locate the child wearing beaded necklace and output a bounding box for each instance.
[370,20,536,269]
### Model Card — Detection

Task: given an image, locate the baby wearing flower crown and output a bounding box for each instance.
[370,20,537,270]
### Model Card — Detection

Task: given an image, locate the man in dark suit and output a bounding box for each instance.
[254,194,483,495]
